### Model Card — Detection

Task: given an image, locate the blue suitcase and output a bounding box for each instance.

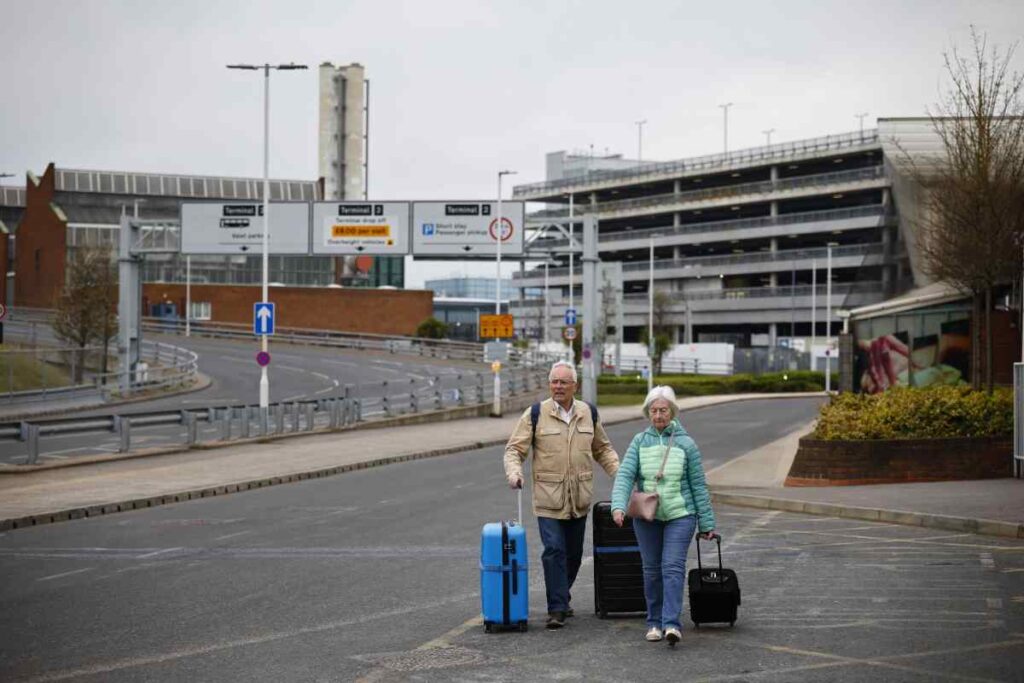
[480,491,529,632]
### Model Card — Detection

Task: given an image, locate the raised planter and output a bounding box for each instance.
[785,436,1013,486]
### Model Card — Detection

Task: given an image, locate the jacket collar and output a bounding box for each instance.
[645,418,684,438]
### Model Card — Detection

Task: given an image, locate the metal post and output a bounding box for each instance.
[544,260,549,346]
[648,234,655,394]
[568,193,574,362]
[185,255,191,337]
[811,259,817,371]
[826,245,833,393]
[382,380,390,416]
[259,65,271,412]
[719,102,734,155]
[636,119,647,162]
[304,402,314,431]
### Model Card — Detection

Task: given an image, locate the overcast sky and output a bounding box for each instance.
[3,0,1022,286]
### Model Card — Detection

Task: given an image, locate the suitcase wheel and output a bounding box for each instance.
[729,621,735,628]
[598,609,608,619]
[484,622,493,634]
[518,621,528,633]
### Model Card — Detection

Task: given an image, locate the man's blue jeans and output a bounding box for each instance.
[633,514,697,630]
[537,516,587,613]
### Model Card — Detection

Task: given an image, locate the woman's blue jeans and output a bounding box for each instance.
[633,514,697,630]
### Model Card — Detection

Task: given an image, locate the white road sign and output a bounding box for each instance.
[311,202,410,255]
[180,202,310,255]
[411,201,524,256]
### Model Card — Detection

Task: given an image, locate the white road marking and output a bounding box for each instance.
[36,567,94,582]
[213,531,253,541]
[135,547,183,560]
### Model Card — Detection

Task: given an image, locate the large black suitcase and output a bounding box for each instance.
[687,535,740,627]
[592,501,646,618]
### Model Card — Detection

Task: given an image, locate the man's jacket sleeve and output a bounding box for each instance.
[503,408,532,480]
[592,420,620,477]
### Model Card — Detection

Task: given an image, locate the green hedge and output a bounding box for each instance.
[598,371,834,396]
[812,386,1013,440]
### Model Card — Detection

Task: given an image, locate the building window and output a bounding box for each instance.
[190,302,212,320]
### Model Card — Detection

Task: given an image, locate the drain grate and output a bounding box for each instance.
[355,646,487,672]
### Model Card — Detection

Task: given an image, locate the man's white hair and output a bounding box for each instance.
[642,385,679,420]
[548,360,578,383]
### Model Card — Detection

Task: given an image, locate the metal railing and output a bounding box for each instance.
[6,366,549,465]
[513,129,881,198]
[531,205,888,250]
[143,318,561,368]
[515,243,885,282]
[527,166,886,220]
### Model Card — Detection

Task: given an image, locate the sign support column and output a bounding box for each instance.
[581,216,598,405]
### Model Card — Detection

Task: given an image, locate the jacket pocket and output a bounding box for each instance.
[533,471,566,510]
[573,470,594,510]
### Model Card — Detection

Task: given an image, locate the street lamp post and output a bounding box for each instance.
[227,62,307,412]
[635,119,647,162]
[763,128,775,146]
[855,112,869,137]
[495,169,516,417]
[719,102,734,155]
[568,193,575,362]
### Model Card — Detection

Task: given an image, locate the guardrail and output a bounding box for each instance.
[141,317,560,368]
[526,166,886,220]
[513,129,881,198]
[530,205,889,249]
[6,365,549,465]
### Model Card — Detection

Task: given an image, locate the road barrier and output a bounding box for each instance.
[6,366,549,465]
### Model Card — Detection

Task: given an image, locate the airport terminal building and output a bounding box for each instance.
[510,121,933,351]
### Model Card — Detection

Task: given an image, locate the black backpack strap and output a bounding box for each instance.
[587,401,599,425]
[530,402,541,443]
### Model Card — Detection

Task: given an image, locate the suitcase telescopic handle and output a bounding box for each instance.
[695,534,724,586]
[516,487,522,526]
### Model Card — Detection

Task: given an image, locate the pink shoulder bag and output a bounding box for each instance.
[625,432,675,522]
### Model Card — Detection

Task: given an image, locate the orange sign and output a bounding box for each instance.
[479,314,514,339]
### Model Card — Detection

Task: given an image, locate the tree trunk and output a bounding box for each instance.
[971,292,982,390]
[985,286,993,394]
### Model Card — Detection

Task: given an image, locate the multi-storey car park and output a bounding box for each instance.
[509,126,917,353]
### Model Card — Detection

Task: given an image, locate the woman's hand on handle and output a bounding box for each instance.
[699,530,718,541]
[612,509,625,527]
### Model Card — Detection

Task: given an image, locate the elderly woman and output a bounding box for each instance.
[610,385,716,646]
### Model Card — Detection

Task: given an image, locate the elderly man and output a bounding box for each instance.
[504,360,620,629]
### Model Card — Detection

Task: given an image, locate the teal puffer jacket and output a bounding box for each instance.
[610,419,715,532]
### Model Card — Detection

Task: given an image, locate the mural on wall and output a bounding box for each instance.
[855,318,971,394]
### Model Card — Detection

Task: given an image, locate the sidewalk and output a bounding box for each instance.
[0,391,1020,539]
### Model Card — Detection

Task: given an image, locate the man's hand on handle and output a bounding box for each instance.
[507,474,523,490]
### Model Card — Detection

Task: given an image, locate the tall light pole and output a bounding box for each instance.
[635,119,647,162]
[811,258,817,370]
[762,128,775,146]
[567,193,575,362]
[495,169,516,417]
[719,103,734,155]
[227,62,308,411]
[855,112,869,137]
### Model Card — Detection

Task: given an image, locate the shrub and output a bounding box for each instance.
[812,386,1013,440]
[415,317,448,339]
[597,371,833,396]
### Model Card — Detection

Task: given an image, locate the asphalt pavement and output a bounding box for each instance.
[1,397,1022,682]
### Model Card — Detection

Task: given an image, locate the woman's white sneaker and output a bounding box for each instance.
[665,627,682,646]
[645,627,664,642]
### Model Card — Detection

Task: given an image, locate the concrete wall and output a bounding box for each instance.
[143,283,433,336]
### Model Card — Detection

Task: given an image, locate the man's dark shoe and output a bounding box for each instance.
[545,611,566,629]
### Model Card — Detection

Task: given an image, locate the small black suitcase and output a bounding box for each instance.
[687,534,740,627]
[592,502,646,618]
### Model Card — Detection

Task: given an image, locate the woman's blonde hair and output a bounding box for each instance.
[642,385,679,420]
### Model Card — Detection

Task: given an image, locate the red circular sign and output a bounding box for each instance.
[256,351,271,367]
[488,217,514,242]
[0,303,7,322]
